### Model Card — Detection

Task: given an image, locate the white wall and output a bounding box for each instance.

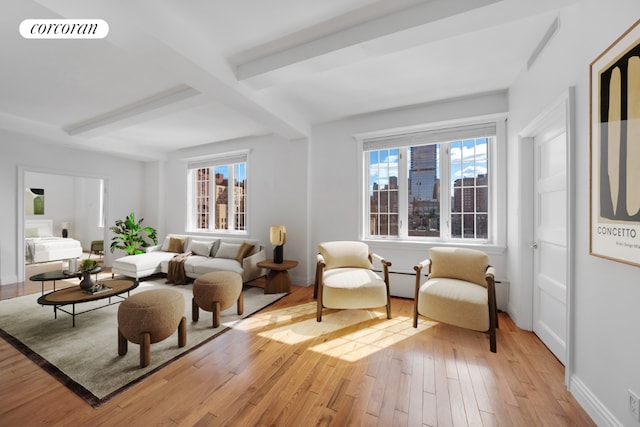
[161,134,310,286]
[24,172,104,249]
[508,1,640,425]
[0,129,149,284]
[309,91,510,296]
[24,172,75,236]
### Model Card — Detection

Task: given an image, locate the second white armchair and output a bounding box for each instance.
[315,241,392,322]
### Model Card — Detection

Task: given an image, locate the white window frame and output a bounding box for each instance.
[186,150,250,234]
[356,115,507,248]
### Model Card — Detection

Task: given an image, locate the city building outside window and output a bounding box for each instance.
[187,151,248,233]
[362,122,498,243]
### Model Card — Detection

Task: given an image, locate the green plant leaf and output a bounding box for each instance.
[109,212,158,255]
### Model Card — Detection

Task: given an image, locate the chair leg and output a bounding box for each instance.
[117,328,128,356]
[192,298,199,322]
[489,327,496,353]
[212,301,221,328]
[237,291,244,315]
[386,299,391,319]
[140,332,151,368]
[316,282,323,322]
[178,317,186,348]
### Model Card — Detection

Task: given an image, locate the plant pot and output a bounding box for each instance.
[79,272,95,290]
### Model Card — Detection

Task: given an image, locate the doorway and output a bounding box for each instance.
[17,167,109,283]
[519,88,575,382]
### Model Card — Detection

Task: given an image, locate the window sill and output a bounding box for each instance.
[362,238,506,255]
[186,230,249,237]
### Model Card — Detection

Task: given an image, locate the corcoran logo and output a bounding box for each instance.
[19,19,109,39]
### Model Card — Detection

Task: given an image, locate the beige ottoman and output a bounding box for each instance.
[192,271,243,328]
[117,289,186,368]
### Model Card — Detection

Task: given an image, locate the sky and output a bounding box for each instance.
[369,137,489,192]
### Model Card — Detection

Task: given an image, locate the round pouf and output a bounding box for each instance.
[117,289,186,368]
[193,271,244,328]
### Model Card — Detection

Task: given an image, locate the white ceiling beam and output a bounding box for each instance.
[65,84,202,137]
[34,0,309,141]
[234,0,503,81]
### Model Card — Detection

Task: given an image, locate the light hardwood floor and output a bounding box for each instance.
[0,269,594,426]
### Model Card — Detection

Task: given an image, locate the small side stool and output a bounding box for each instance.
[117,289,186,368]
[193,271,243,328]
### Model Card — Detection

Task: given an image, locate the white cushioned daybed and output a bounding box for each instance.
[25,219,83,264]
[111,234,266,283]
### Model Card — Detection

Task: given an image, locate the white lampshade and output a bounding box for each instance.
[269,225,286,246]
[61,222,69,229]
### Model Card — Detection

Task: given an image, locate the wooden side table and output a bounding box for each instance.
[257,259,298,294]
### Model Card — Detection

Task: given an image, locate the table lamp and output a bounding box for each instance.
[61,222,69,238]
[269,225,286,264]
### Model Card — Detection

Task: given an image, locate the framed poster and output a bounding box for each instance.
[25,188,45,215]
[590,19,640,266]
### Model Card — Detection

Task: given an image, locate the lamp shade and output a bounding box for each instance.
[269,225,286,246]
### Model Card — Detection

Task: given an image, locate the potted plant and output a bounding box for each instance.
[78,259,99,290]
[109,212,158,256]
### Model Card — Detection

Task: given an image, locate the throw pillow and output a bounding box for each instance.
[166,237,185,253]
[215,242,241,259]
[235,241,255,263]
[25,228,39,238]
[187,240,215,257]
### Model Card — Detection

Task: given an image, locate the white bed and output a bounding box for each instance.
[25,219,83,264]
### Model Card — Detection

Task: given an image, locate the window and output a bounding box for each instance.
[187,152,248,233]
[363,122,498,243]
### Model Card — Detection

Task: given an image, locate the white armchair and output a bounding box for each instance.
[314,241,391,322]
[413,247,498,352]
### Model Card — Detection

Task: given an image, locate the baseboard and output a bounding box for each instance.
[1,274,18,286]
[570,374,623,427]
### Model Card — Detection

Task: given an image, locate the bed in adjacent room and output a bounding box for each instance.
[25,219,83,264]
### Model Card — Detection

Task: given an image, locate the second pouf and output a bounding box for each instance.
[192,271,244,328]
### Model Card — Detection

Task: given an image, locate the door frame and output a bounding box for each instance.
[17,165,110,283]
[518,87,575,386]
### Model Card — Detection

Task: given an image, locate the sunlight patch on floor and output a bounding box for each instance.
[247,302,439,362]
[234,301,318,331]
[309,316,438,362]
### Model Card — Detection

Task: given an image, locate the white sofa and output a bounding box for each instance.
[111,234,266,283]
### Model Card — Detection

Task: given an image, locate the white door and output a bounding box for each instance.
[532,123,568,364]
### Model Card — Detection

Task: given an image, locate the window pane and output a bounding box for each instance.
[476,214,488,239]
[408,144,440,237]
[449,137,489,240]
[389,213,399,235]
[451,214,462,238]
[214,166,228,230]
[452,186,461,213]
[370,214,379,236]
[234,163,246,231]
[463,213,475,238]
[368,149,399,237]
[194,168,210,229]
[370,189,379,213]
